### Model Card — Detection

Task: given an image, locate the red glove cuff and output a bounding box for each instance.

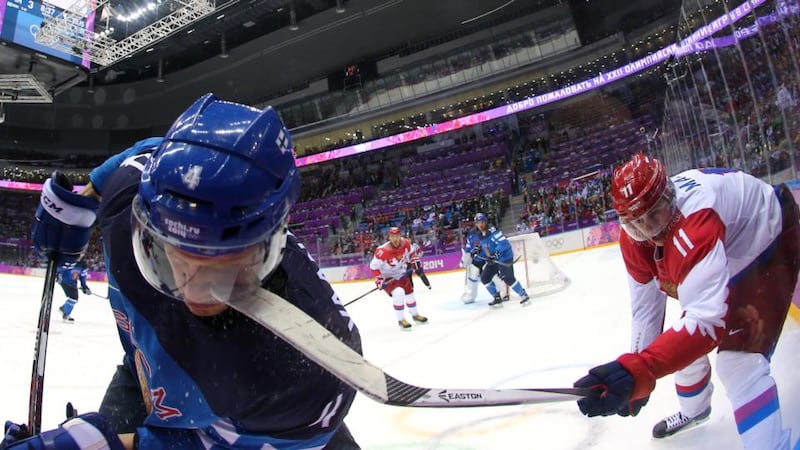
[616,353,656,401]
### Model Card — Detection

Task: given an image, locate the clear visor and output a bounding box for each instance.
[620,194,676,242]
[131,199,281,312]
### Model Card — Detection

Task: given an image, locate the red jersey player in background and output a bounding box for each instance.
[369,227,429,329]
[573,154,799,449]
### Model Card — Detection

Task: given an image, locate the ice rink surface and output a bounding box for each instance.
[0,244,797,449]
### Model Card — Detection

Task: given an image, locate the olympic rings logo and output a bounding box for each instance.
[544,238,565,248]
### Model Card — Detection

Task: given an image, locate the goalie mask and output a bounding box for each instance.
[611,153,677,243]
[131,94,300,314]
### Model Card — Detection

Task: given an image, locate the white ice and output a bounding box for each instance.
[0,244,797,449]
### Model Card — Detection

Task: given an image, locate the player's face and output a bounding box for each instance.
[622,195,676,244]
[163,244,264,316]
[476,220,488,232]
[388,234,402,247]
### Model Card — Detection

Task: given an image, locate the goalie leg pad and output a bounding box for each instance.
[462,264,481,303]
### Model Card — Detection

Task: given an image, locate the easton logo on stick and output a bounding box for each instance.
[437,390,484,402]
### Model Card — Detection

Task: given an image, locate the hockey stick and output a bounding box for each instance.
[476,248,522,268]
[491,255,522,268]
[343,272,410,307]
[229,288,592,407]
[90,292,109,300]
[28,259,58,435]
[343,286,380,307]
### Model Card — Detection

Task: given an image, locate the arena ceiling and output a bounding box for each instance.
[0,0,679,105]
[93,0,567,86]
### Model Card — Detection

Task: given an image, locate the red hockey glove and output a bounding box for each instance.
[375,276,386,290]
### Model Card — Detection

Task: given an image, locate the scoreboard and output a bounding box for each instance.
[0,0,94,68]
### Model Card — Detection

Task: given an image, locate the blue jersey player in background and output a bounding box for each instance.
[464,213,530,307]
[5,94,363,449]
[56,260,91,323]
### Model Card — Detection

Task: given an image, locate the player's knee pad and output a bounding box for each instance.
[480,268,497,285]
[390,288,406,306]
[496,266,517,285]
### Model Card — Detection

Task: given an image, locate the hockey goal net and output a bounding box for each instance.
[508,233,570,296]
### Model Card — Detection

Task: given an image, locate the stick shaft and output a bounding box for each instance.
[28,260,58,434]
[231,288,588,408]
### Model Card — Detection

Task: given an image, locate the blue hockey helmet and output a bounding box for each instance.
[474,213,488,223]
[131,93,300,309]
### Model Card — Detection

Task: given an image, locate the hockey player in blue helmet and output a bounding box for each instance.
[461,213,510,305]
[464,213,530,307]
[14,94,363,449]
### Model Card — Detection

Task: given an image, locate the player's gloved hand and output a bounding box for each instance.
[1,421,30,448]
[573,361,633,417]
[469,246,480,259]
[573,353,655,417]
[375,276,386,290]
[486,252,498,263]
[81,286,92,295]
[32,172,99,268]
[411,259,422,271]
[0,413,124,450]
[617,395,650,417]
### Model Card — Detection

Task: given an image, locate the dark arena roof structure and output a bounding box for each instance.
[0,0,679,151]
[1,1,676,86]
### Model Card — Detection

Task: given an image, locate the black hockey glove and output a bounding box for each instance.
[573,361,634,417]
[469,246,480,259]
[617,395,649,417]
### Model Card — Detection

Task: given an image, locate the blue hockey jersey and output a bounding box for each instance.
[464,226,515,264]
[97,155,362,449]
[56,265,89,290]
